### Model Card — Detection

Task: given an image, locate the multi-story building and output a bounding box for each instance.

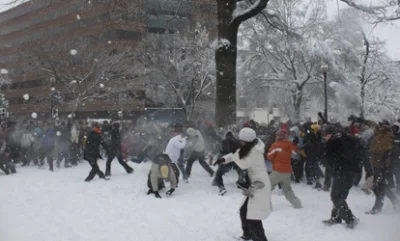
[0,0,216,120]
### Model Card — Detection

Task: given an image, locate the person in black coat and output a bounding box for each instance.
[105,123,133,176]
[392,122,400,195]
[321,125,361,229]
[212,131,242,195]
[83,124,109,182]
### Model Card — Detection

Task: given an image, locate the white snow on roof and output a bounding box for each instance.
[0,0,29,14]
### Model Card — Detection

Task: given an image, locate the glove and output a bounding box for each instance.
[242,181,265,198]
[242,188,255,198]
[154,191,162,199]
[166,188,175,196]
[213,158,225,166]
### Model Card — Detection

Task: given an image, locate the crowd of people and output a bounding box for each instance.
[1,115,400,241]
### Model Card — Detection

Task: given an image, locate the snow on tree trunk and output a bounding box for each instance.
[215,0,269,127]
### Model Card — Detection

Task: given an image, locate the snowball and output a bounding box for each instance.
[76,14,81,20]
[70,80,77,84]
[56,131,61,136]
[99,83,104,88]
[68,114,72,118]
[23,94,30,100]
[0,69,8,74]
[31,112,38,119]
[94,58,99,62]
[69,49,78,55]
[51,87,55,91]
[219,71,224,76]
[107,40,112,44]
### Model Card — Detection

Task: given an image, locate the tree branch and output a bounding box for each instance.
[231,0,269,26]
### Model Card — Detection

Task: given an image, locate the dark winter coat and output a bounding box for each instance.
[220,133,241,156]
[302,132,321,158]
[325,132,362,175]
[41,128,56,150]
[110,127,122,153]
[56,126,71,153]
[84,128,109,160]
[391,132,400,164]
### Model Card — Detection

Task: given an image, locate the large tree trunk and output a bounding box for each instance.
[292,91,302,122]
[215,0,238,127]
[215,0,269,128]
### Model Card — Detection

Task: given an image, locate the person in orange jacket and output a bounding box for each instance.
[267,129,303,208]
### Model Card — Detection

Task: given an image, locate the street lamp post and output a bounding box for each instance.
[321,64,329,121]
[50,77,56,123]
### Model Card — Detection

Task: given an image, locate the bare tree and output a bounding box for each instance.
[26,38,138,115]
[239,0,332,121]
[136,25,215,121]
[215,0,269,127]
[340,0,400,22]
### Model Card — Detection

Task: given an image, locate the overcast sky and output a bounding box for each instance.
[0,0,399,60]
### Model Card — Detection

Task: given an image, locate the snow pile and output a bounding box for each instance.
[0,162,399,241]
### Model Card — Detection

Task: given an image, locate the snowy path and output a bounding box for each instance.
[1,161,399,241]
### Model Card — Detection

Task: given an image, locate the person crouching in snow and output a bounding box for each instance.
[215,127,271,241]
[147,154,177,199]
[267,129,303,209]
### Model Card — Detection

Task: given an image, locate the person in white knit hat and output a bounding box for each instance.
[215,127,271,241]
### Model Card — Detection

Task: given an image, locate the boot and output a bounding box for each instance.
[322,218,341,226]
[105,169,111,177]
[126,166,134,174]
[346,218,360,229]
[365,208,381,215]
[323,185,330,192]
[314,183,322,190]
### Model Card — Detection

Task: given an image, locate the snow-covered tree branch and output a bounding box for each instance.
[134,25,215,121]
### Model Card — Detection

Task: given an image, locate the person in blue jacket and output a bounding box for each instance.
[39,122,56,171]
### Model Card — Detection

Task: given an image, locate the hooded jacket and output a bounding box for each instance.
[164,134,187,164]
[325,132,362,174]
[187,129,205,152]
[84,128,109,160]
[289,126,303,160]
[267,139,294,173]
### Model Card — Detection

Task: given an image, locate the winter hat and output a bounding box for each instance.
[276,129,289,138]
[239,127,257,142]
[186,128,197,137]
[243,122,251,128]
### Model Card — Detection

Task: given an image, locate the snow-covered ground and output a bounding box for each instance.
[1,161,399,241]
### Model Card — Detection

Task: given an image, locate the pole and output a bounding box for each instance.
[51,82,54,124]
[323,72,328,120]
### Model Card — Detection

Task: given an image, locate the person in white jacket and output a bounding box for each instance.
[216,128,271,241]
[164,132,187,182]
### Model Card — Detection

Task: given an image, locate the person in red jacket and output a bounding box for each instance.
[267,129,303,208]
